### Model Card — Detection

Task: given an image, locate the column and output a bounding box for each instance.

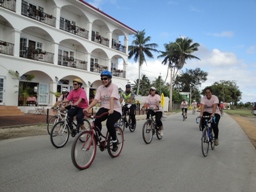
[107,31,112,48]
[86,53,91,72]
[54,6,61,29]
[50,81,58,106]
[88,22,92,41]
[13,29,21,57]
[16,0,22,14]
[53,42,59,65]
[124,37,128,54]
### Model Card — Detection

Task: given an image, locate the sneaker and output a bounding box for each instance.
[99,141,105,151]
[112,140,118,152]
[71,129,76,137]
[214,139,219,146]
[160,130,163,137]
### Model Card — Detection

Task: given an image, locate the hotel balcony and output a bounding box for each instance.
[0,0,16,12]
[59,19,89,39]
[19,47,54,63]
[111,68,126,78]
[58,55,88,71]
[0,40,14,56]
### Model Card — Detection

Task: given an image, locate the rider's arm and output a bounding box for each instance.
[109,97,114,114]
[211,103,217,117]
[199,104,204,117]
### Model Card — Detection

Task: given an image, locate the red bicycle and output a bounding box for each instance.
[71,112,124,170]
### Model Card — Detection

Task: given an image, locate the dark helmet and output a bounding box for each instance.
[126,84,131,88]
[100,70,112,78]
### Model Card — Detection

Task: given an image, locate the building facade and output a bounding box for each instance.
[0,0,136,112]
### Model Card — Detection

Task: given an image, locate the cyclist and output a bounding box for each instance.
[219,101,224,115]
[142,87,163,136]
[52,88,69,110]
[180,98,188,118]
[84,70,121,152]
[198,87,221,146]
[63,78,89,137]
[120,84,136,130]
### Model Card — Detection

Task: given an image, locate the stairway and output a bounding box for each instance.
[0,106,24,116]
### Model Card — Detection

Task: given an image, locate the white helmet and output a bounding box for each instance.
[62,88,69,93]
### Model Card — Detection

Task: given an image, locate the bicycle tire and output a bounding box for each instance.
[156,127,163,140]
[71,131,97,170]
[128,117,135,132]
[201,127,209,157]
[107,126,124,158]
[142,121,153,144]
[210,129,215,150]
[50,121,70,148]
[47,115,58,135]
[78,119,92,142]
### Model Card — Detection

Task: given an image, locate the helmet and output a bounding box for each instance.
[62,88,68,93]
[193,100,195,102]
[100,70,112,78]
[126,84,131,88]
[182,98,186,101]
[150,87,156,90]
[73,78,83,85]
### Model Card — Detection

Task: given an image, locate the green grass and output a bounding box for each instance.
[225,109,255,117]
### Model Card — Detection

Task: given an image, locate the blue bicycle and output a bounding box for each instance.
[196,116,216,157]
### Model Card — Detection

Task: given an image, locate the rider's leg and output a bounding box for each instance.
[185,108,188,118]
[67,107,76,130]
[130,105,136,127]
[106,111,121,151]
[212,114,220,140]
[94,108,108,131]
[156,111,163,136]
[76,107,86,130]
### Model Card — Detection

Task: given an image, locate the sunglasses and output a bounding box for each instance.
[101,77,109,81]
[73,83,78,86]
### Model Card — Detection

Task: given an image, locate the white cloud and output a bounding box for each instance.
[190,6,203,13]
[207,31,234,37]
[246,45,256,54]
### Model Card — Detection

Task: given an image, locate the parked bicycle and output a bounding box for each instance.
[47,105,66,135]
[142,109,163,144]
[117,104,135,132]
[71,111,124,170]
[196,116,216,157]
[50,106,91,148]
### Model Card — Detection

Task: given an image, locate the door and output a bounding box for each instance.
[0,76,5,105]
[38,84,48,105]
[28,40,36,59]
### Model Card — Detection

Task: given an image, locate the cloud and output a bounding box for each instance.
[246,45,256,54]
[207,31,234,37]
[167,1,178,5]
[190,6,203,13]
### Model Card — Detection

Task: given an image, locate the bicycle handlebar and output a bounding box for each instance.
[196,116,216,124]
[84,111,109,119]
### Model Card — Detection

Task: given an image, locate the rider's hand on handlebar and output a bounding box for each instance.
[108,109,114,114]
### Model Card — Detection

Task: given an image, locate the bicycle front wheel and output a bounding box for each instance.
[47,116,58,135]
[78,119,92,142]
[201,127,209,157]
[71,131,97,170]
[50,121,70,148]
[142,121,153,144]
[107,126,124,158]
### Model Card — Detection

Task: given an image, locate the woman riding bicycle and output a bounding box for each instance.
[180,99,188,118]
[84,70,121,152]
[142,87,163,136]
[198,87,221,146]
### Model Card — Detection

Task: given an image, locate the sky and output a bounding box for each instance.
[86,0,256,103]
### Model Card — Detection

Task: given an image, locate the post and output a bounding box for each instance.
[169,66,173,112]
[189,85,192,106]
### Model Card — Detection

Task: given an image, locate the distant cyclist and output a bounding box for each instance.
[120,84,136,130]
[180,99,188,118]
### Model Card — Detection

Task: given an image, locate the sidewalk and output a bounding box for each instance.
[0,112,173,129]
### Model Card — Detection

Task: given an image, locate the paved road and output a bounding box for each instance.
[0,112,255,192]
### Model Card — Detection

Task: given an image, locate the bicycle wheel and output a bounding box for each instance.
[78,119,92,142]
[128,117,135,132]
[118,117,126,131]
[71,131,97,170]
[107,126,124,158]
[47,115,58,135]
[210,130,215,150]
[142,121,153,144]
[201,127,209,157]
[50,121,70,148]
[156,126,163,140]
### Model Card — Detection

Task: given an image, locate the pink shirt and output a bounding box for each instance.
[95,83,122,114]
[181,101,188,108]
[200,95,221,115]
[145,94,162,111]
[67,88,88,109]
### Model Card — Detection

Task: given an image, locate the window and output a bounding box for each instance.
[36,42,42,51]
[21,0,28,16]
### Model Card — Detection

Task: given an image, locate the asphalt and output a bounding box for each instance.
[0,111,171,129]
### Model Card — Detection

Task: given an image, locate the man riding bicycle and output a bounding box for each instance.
[180,99,188,118]
[120,84,136,130]
[63,78,89,137]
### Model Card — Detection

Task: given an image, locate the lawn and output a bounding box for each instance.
[225,109,255,117]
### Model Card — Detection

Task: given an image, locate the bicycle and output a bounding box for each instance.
[192,106,196,115]
[117,104,135,132]
[50,106,91,148]
[182,108,187,121]
[142,109,162,144]
[71,112,124,170]
[196,116,216,157]
[47,106,66,135]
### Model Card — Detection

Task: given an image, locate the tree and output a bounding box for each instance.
[133,74,151,96]
[158,37,200,111]
[128,30,158,95]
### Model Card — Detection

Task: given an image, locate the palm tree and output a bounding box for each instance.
[128,30,158,95]
[133,74,151,96]
[158,37,200,111]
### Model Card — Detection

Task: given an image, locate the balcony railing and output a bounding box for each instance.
[19,47,54,63]
[58,55,87,70]
[92,34,109,47]
[60,22,89,39]
[0,0,16,12]
[0,40,14,56]
[111,68,126,78]
[112,41,126,53]
[90,63,108,73]
[21,2,56,27]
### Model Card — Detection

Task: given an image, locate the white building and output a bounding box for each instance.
[0,0,136,113]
